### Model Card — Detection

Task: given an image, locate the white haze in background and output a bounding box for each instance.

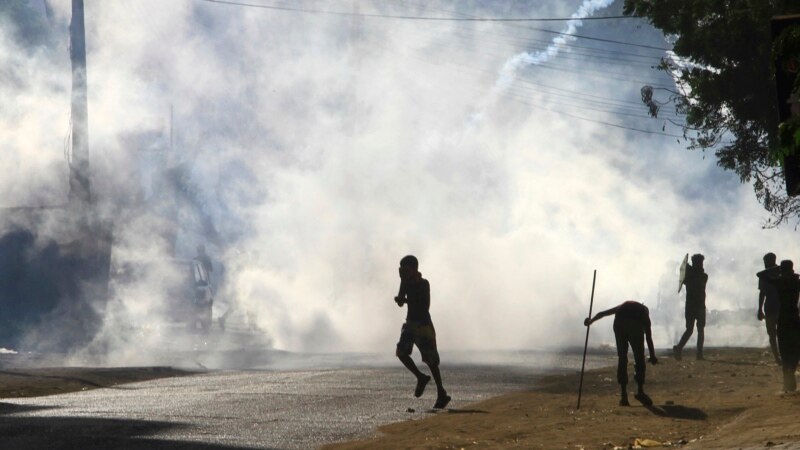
[1,0,798,366]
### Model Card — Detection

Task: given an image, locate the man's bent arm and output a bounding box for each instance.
[395,283,406,306]
[585,306,619,326]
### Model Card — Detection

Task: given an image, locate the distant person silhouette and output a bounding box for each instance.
[196,244,213,275]
[757,252,781,365]
[585,301,658,406]
[771,260,800,392]
[673,253,708,361]
[394,255,450,409]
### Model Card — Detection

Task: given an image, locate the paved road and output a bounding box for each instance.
[0,351,615,449]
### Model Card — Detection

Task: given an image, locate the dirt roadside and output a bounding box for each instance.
[325,347,800,450]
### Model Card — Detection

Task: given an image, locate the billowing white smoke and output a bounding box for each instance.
[1,1,796,365]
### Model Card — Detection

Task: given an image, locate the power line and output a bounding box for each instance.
[456,30,668,62]
[200,0,681,137]
[527,62,673,88]
[503,88,671,120]
[374,24,674,86]
[502,93,685,138]
[392,0,671,53]
[197,0,671,52]
[416,26,665,67]
[372,2,684,137]
[363,43,685,138]
[196,0,644,22]
[469,66,684,119]
[517,26,669,51]
[364,34,680,117]
[407,48,680,113]
[507,82,683,118]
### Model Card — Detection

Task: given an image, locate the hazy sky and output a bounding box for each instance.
[2,0,797,359]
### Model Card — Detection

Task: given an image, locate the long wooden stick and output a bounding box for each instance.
[576,269,597,410]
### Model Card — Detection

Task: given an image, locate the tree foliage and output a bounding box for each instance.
[623,0,800,227]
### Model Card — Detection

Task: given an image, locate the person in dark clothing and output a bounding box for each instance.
[585,301,658,406]
[757,252,781,365]
[394,255,450,409]
[673,253,708,361]
[771,260,800,392]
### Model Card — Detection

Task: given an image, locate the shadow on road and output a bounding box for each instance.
[644,404,707,420]
[0,370,132,390]
[446,408,489,414]
[0,416,268,449]
[0,402,57,415]
[700,358,763,367]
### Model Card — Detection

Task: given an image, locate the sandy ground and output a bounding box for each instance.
[326,347,800,450]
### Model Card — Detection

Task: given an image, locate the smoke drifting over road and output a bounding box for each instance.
[0,1,796,367]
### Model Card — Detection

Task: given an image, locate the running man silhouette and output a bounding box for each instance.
[757,252,781,365]
[394,255,450,409]
[585,301,658,406]
[673,253,708,361]
[771,260,800,392]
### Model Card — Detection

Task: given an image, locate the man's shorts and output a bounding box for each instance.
[685,306,706,329]
[397,321,440,366]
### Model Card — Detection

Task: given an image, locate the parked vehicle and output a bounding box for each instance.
[110,257,214,332]
[185,258,214,332]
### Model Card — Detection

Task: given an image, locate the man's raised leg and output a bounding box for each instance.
[397,350,430,397]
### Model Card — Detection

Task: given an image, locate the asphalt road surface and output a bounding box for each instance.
[0,349,615,450]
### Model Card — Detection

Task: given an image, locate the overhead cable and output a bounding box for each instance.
[388,0,671,51]
[196,0,644,23]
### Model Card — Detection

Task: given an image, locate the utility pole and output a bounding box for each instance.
[347,1,362,141]
[69,0,92,206]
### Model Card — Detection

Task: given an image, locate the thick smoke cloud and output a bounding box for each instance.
[1,0,797,366]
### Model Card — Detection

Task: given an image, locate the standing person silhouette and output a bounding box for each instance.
[673,254,708,361]
[757,252,781,365]
[772,260,800,392]
[196,244,213,275]
[394,255,450,409]
[585,301,658,406]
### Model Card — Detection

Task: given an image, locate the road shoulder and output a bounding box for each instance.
[0,366,194,399]
[325,347,800,449]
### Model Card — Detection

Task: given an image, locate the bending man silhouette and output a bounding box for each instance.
[585,301,658,406]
